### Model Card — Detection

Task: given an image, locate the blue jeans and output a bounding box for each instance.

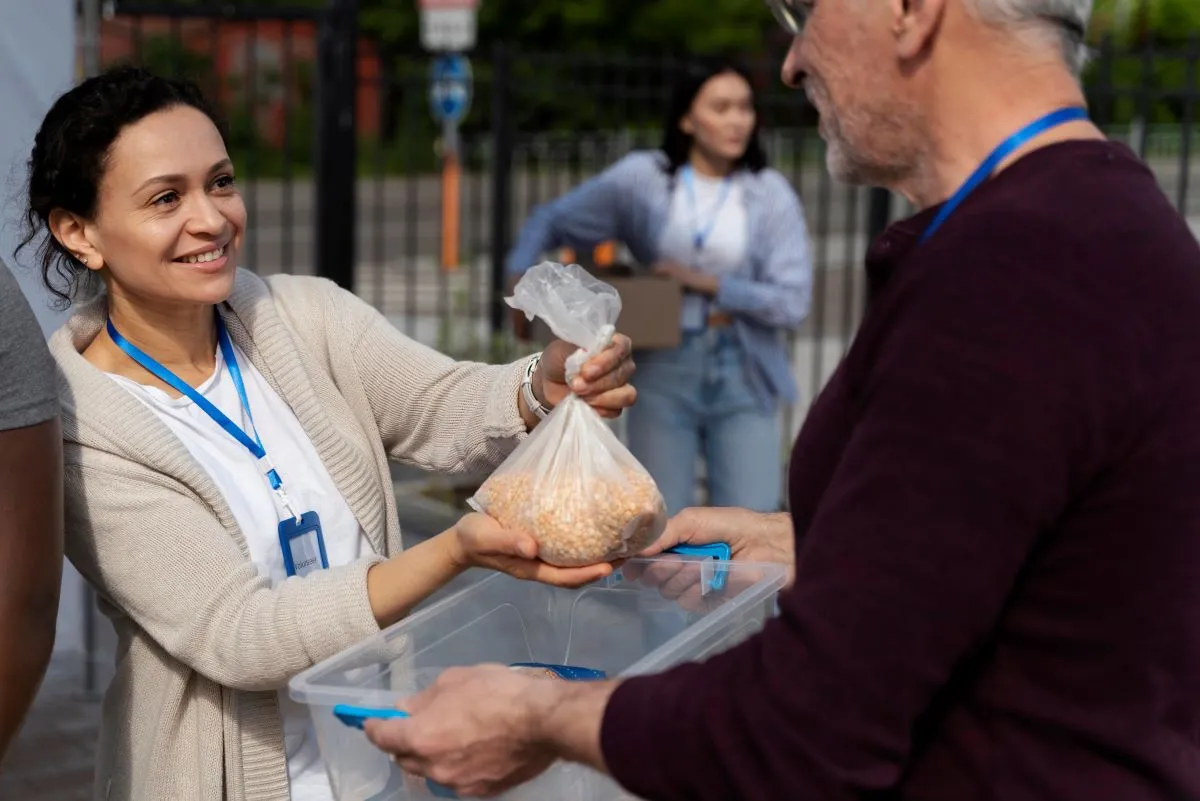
[625,330,782,515]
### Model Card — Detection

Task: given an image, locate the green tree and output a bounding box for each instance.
[1090,0,1200,45]
[165,0,1198,51]
[216,0,773,55]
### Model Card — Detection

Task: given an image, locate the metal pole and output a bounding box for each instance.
[82,0,102,78]
[866,187,891,245]
[488,43,513,335]
[314,0,359,290]
[1177,34,1197,216]
[81,0,105,701]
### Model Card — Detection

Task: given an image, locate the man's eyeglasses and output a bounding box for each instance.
[766,0,811,35]
[767,0,1085,41]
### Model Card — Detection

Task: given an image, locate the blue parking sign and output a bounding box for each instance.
[429,54,473,125]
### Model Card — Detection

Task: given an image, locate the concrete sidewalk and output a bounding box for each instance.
[0,656,102,801]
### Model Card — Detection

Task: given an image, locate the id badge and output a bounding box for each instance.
[278,511,329,577]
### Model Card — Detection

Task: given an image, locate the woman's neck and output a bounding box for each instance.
[86,288,220,392]
[687,149,734,179]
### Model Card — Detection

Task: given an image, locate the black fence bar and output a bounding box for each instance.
[1137,38,1155,159]
[243,19,259,273]
[113,2,320,22]
[808,148,833,399]
[314,0,358,290]
[489,43,514,335]
[281,22,296,275]
[866,188,892,245]
[403,83,420,339]
[1178,35,1198,215]
[372,62,388,310]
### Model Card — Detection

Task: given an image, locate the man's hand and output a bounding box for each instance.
[363,665,615,798]
[646,507,795,571]
[626,507,796,609]
[534,334,636,419]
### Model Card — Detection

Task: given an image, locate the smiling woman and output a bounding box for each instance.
[19,66,638,801]
[45,97,247,392]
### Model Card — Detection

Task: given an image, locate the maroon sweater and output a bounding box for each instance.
[601,141,1200,800]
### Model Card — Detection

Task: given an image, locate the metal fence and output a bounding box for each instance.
[98,4,1200,439]
[70,3,1200,698]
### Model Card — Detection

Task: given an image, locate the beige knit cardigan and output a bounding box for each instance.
[49,270,528,800]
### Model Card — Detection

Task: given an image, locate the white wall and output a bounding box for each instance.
[0,1,86,656]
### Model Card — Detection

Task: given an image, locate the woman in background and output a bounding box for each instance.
[506,58,812,515]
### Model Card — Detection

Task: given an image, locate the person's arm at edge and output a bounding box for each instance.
[505,153,647,281]
[0,418,64,762]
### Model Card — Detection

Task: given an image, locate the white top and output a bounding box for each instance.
[109,342,374,801]
[658,168,749,331]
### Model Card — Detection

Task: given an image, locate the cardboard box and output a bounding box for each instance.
[529,266,683,351]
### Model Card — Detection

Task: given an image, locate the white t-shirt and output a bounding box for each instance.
[109,341,374,801]
[658,168,749,331]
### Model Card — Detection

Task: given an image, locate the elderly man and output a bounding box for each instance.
[365,0,1200,799]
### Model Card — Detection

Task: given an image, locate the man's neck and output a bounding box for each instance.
[897,53,1104,210]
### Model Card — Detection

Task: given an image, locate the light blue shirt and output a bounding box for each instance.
[506,150,813,407]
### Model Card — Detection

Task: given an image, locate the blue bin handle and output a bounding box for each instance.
[332,703,409,729]
[332,705,458,798]
[663,542,731,591]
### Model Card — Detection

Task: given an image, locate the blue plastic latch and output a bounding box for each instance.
[332,703,409,729]
[664,542,732,592]
[331,704,458,798]
[509,662,607,681]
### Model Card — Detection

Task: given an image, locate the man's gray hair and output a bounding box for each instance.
[968,0,1094,74]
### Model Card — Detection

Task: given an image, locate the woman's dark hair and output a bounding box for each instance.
[18,65,228,307]
[659,57,768,176]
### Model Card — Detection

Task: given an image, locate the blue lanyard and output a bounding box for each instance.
[107,312,299,519]
[681,165,733,251]
[919,107,1089,245]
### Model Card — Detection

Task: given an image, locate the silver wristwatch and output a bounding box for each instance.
[521,352,553,420]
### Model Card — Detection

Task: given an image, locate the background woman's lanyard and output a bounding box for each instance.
[106,313,303,524]
[681,165,733,251]
[919,106,1090,245]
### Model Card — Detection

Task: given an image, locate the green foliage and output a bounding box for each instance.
[225,0,774,55]
[227,0,1200,52]
[114,1,1200,176]
[1090,0,1200,46]
[1084,0,1200,128]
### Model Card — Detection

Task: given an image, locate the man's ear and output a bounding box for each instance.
[48,209,103,272]
[890,0,947,61]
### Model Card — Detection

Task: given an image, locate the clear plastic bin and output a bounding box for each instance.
[289,556,787,801]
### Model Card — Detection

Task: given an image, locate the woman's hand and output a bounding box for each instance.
[534,334,637,419]
[653,260,720,296]
[367,513,616,627]
[445,512,618,588]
